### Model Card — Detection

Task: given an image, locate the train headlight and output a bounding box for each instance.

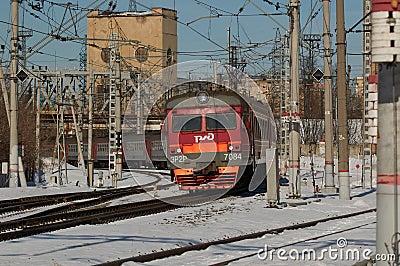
[196,91,209,104]
[228,145,234,151]
[177,147,182,153]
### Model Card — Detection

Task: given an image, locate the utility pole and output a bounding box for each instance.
[87,62,94,187]
[9,0,19,187]
[288,0,301,198]
[372,1,400,264]
[322,0,335,194]
[35,79,41,186]
[336,0,350,200]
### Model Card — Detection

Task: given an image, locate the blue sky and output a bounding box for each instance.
[0,0,364,78]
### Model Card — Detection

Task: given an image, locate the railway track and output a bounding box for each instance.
[13,186,146,220]
[0,186,147,215]
[0,192,219,242]
[212,221,376,266]
[95,208,376,266]
[0,169,250,242]
[0,169,167,216]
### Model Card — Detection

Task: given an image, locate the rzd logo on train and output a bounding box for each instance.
[194,133,214,143]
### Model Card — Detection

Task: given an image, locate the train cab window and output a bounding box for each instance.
[172,115,202,132]
[98,143,108,153]
[206,113,237,130]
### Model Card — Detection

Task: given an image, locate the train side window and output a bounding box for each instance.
[69,144,77,153]
[172,115,202,132]
[206,113,237,130]
[98,144,108,153]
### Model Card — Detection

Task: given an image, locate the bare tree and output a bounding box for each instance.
[300,119,324,144]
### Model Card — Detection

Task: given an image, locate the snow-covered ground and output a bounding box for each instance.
[0,165,174,201]
[0,156,377,266]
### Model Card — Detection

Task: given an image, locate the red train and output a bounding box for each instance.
[66,86,275,193]
[164,89,275,191]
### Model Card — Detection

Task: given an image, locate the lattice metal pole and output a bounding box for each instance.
[129,0,137,12]
[109,32,122,182]
[280,33,290,177]
[362,0,373,189]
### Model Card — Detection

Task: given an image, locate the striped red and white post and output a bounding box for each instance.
[372,0,400,264]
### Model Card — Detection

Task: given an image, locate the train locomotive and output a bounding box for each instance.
[164,88,275,191]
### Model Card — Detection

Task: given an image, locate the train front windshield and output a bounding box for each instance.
[172,115,202,132]
[206,113,237,130]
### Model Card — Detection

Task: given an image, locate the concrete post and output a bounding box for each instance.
[322,0,336,194]
[371,1,400,264]
[9,0,19,187]
[18,156,27,187]
[266,148,279,206]
[376,63,400,265]
[336,0,350,200]
[288,0,301,198]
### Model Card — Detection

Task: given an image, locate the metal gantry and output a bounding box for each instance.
[21,70,107,184]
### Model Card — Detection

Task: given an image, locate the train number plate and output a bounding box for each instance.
[224,153,242,161]
[170,155,188,163]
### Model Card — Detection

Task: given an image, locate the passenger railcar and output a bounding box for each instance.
[66,134,167,169]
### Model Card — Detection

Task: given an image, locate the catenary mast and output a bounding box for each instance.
[9,0,20,187]
[372,0,400,264]
[288,0,301,198]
